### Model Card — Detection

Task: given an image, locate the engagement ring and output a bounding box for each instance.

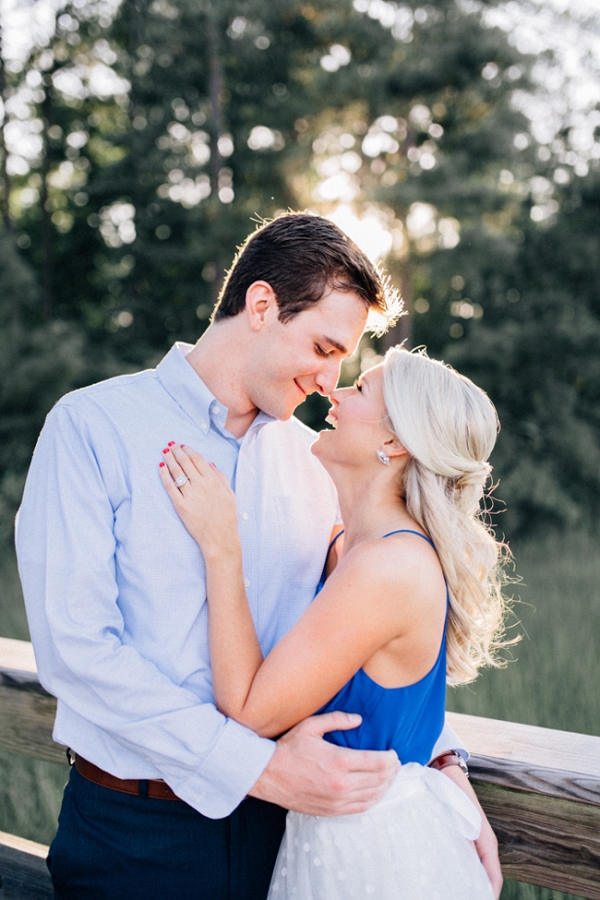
[175,475,188,487]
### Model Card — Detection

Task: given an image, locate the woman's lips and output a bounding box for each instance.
[325,411,337,427]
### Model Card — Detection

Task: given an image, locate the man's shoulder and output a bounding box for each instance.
[260,416,335,488]
[259,415,325,459]
[270,415,318,444]
[54,367,157,415]
[287,415,319,442]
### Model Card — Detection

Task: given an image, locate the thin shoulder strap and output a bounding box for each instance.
[384,529,448,611]
[327,529,345,552]
[382,528,435,549]
[328,528,433,549]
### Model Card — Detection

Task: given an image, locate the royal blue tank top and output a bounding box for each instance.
[317,530,447,765]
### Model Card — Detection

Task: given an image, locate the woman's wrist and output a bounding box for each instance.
[202,540,243,567]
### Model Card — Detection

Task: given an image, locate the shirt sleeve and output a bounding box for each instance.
[430,719,469,762]
[15,402,275,818]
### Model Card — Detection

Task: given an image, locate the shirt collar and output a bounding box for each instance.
[156,341,275,437]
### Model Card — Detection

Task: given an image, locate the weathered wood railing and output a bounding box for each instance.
[1,636,600,899]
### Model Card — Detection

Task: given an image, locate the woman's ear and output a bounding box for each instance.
[245,281,278,332]
[381,434,409,460]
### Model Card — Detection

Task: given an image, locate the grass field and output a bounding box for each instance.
[1,527,599,900]
[446,527,600,900]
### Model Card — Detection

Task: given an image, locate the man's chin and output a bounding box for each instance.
[278,409,295,421]
[255,386,305,421]
[261,400,297,421]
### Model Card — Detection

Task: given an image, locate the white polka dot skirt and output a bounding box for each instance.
[267,763,494,900]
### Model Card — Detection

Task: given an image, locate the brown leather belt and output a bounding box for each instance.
[75,755,182,801]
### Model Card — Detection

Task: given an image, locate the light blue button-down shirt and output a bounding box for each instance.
[16,343,341,818]
[16,342,462,819]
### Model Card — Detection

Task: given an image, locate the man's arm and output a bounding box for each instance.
[430,720,468,761]
[250,712,399,815]
[16,403,274,818]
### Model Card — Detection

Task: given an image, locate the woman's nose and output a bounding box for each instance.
[330,386,351,402]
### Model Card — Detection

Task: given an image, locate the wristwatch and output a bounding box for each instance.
[428,749,469,778]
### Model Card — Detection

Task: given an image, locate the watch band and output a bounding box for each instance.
[428,750,469,777]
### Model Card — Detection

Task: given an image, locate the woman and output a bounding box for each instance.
[159,346,508,899]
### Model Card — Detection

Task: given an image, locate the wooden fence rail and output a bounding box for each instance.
[1,636,600,899]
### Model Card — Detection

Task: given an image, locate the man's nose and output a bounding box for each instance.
[315,359,342,395]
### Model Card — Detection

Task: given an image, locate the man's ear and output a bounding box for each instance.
[245,281,278,332]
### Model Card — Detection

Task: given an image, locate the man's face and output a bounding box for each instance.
[245,288,368,420]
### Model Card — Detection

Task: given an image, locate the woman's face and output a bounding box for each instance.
[313,363,397,468]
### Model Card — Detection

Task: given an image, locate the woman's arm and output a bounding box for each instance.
[203,521,346,719]
[160,445,433,737]
[159,444,266,718]
[440,766,503,899]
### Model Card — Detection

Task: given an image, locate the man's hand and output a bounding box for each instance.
[440,765,503,899]
[248,711,399,816]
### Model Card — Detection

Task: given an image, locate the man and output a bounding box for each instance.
[16,213,500,899]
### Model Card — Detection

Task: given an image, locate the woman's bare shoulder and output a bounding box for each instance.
[333,531,445,614]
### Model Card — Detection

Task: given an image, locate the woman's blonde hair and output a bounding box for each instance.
[382,346,511,684]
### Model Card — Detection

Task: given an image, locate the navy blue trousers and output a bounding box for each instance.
[47,766,288,900]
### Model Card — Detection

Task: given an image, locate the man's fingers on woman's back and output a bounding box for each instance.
[302,710,362,737]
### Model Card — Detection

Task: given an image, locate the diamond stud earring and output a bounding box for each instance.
[377,450,391,465]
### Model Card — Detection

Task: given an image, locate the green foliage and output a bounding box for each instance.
[0,745,66,846]
[449,527,600,900]
[1,0,600,535]
[448,527,600,736]
[501,883,584,900]
[0,231,127,548]
[5,0,534,356]
[0,317,85,540]
[442,168,600,534]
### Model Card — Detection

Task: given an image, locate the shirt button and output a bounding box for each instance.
[241,512,249,521]
[244,578,250,588]
[201,420,207,430]
[212,404,220,415]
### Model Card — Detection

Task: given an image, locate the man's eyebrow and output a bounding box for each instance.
[321,336,348,354]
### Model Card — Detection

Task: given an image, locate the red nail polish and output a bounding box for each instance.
[168,441,176,447]
[159,462,165,467]
[163,448,169,454]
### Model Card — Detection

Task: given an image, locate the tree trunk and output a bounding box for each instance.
[39,79,54,320]
[208,9,225,304]
[0,14,12,233]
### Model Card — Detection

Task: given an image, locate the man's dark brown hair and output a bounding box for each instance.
[213,213,398,326]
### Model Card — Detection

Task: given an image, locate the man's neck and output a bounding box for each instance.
[185,323,259,439]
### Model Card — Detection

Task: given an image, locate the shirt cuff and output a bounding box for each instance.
[430,721,469,763]
[165,717,277,819]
